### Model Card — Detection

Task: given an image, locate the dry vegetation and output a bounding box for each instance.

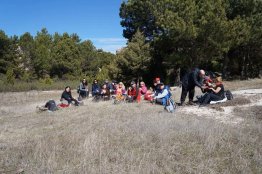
[0,79,262,173]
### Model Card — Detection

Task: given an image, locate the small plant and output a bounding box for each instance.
[6,68,15,85]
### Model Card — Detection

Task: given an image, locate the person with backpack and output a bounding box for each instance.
[61,86,79,106]
[180,68,207,106]
[78,78,89,98]
[199,76,226,107]
[92,79,101,97]
[154,82,175,112]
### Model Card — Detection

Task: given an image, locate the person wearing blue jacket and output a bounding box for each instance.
[92,79,101,96]
[154,83,171,106]
[154,83,175,113]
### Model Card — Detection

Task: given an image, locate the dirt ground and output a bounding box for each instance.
[0,79,261,173]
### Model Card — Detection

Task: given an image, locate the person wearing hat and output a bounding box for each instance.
[180,68,207,106]
[154,82,174,112]
[153,77,161,96]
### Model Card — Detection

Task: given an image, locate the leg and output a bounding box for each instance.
[201,93,211,105]
[209,93,223,102]
[180,85,188,104]
[188,87,195,102]
[72,98,79,106]
[156,98,162,105]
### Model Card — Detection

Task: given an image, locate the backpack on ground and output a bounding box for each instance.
[45,100,58,111]
[225,90,233,100]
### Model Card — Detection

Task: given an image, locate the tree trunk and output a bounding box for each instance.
[222,53,229,79]
[174,67,180,86]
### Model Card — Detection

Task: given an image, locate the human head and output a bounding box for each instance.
[215,76,223,83]
[155,77,161,84]
[199,70,205,78]
[94,79,98,84]
[65,86,71,92]
[82,78,87,84]
[140,81,145,87]
[159,82,165,89]
[105,79,109,84]
[119,82,124,88]
[131,81,136,87]
[102,84,107,89]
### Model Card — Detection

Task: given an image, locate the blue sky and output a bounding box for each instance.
[0,0,127,53]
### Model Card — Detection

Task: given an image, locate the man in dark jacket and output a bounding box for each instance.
[180,68,206,105]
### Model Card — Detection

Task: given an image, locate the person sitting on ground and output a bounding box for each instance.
[140,81,148,95]
[180,68,207,106]
[92,79,101,97]
[104,79,113,92]
[78,78,89,98]
[100,84,110,100]
[154,82,171,105]
[154,82,175,112]
[199,76,225,107]
[61,86,79,106]
[110,80,117,94]
[115,82,127,101]
[127,81,141,102]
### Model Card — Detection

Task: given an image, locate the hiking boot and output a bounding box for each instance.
[178,102,186,106]
[188,101,196,106]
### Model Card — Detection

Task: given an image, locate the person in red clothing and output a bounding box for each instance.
[127,81,141,102]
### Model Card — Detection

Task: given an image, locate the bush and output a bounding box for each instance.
[6,68,15,85]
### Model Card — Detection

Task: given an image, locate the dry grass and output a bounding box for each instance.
[208,97,251,111]
[0,80,262,173]
[223,78,262,91]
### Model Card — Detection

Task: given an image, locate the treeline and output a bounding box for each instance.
[1,0,262,89]
[0,28,117,85]
[117,0,262,84]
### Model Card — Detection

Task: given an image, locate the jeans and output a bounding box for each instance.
[202,93,223,105]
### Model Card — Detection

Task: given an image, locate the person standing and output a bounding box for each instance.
[180,68,206,106]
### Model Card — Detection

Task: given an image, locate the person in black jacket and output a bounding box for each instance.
[180,68,206,105]
[61,86,79,106]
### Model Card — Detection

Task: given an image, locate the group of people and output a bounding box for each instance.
[180,68,227,107]
[57,68,228,112]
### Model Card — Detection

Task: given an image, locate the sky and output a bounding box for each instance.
[0,0,127,53]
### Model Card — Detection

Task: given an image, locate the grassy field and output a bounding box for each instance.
[0,79,261,173]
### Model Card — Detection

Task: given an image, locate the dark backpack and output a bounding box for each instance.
[45,100,58,111]
[225,90,233,100]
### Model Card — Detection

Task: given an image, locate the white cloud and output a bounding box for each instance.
[89,37,127,53]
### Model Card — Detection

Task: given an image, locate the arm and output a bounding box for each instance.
[155,89,168,99]
[211,87,221,94]
[193,71,203,88]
